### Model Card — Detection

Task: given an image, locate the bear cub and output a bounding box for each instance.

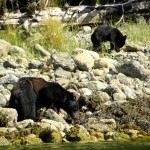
[91,25,127,52]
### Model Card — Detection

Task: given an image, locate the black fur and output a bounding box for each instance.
[37,82,79,121]
[9,78,37,121]
[8,77,79,123]
[91,25,127,52]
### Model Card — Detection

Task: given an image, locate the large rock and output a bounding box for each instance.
[49,52,76,71]
[85,118,116,133]
[0,107,18,127]
[38,109,68,125]
[66,125,91,142]
[72,48,99,71]
[116,60,148,80]
[94,57,117,69]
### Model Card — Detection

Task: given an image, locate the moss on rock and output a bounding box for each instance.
[39,128,62,143]
[66,125,91,142]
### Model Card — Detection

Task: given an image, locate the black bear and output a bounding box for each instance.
[8,77,79,123]
[91,25,127,52]
[36,82,79,123]
[8,77,48,121]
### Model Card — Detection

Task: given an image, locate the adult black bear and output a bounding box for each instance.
[91,25,127,52]
[36,82,79,123]
[8,77,48,121]
[8,77,79,123]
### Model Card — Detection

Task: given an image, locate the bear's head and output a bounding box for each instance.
[116,35,127,52]
[65,92,79,124]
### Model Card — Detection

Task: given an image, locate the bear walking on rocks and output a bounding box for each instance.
[8,77,79,123]
[91,25,127,52]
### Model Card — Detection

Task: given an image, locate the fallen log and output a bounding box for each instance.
[0,0,150,29]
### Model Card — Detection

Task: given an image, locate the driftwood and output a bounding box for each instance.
[0,0,150,29]
[62,0,150,25]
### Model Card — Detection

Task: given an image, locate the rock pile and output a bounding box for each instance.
[0,38,149,145]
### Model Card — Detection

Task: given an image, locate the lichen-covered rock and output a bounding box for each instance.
[20,134,43,145]
[66,125,91,142]
[39,128,62,143]
[16,119,34,129]
[0,136,11,145]
[85,118,116,133]
[41,119,70,132]
[37,109,68,125]
[0,107,17,127]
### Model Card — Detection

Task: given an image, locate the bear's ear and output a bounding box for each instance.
[124,35,127,40]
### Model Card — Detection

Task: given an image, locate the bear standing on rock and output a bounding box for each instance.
[8,77,79,123]
[91,25,127,52]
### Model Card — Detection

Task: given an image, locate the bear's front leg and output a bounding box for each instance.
[108,42,114,53]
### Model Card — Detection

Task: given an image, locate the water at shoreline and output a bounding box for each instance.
[0,140,150,150]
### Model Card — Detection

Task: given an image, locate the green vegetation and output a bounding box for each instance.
[0,19,150,57]
[118,20,150,47]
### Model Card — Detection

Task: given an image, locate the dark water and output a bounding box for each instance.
[0,140,150,150]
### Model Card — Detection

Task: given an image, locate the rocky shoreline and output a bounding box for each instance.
[0,30,150,145]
